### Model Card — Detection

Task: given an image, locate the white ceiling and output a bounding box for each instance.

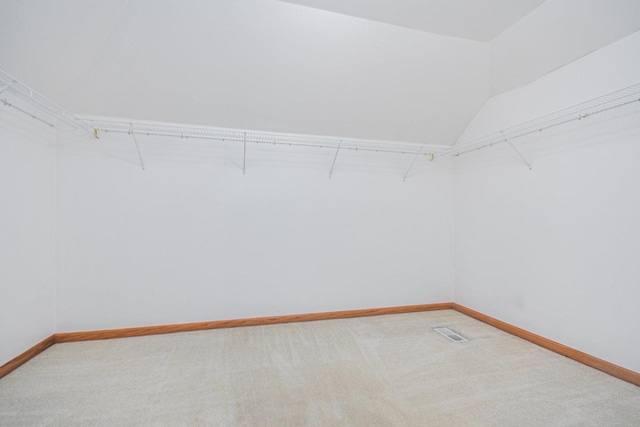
[279,0,546,42]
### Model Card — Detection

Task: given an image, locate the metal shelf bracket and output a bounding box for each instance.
[329,142,341,178]
[129,125,145,170]
[502,131,532,170]
[403,154,419,182]
[243,132,247,175]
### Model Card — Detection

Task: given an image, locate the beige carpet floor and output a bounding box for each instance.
[0,310,639,426]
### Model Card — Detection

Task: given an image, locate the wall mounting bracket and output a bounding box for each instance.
[329,143,341,178]
[243,132,247,175]
[502,131,532,170]
[403,154,419,182]
[129,125,145,170]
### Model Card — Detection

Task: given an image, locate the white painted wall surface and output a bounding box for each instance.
[454,32,640,372]
[54,132,452,332]
[0,110,55,366]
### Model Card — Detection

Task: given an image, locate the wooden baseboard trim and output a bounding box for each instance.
[6,303,637,387]
[0,335,55,380]
[452,303,640,387]
[54,302,453,343]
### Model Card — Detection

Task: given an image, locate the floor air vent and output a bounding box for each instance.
[434,327,467,342]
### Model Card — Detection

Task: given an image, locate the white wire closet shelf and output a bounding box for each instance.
[0,69,91,131]
[82,117,450,157]
[441,83,640,158]
[1,67,639,170]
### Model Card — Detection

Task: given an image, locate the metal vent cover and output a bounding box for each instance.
[434,327,467,342]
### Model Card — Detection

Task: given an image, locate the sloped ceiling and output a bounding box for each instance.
[0,0,490,145]
[490,0,640,94]
[279,0,546,42]
[0,0,639,145]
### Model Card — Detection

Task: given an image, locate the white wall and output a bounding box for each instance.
[54,132,453,332]
[3,1,639,376]
[454,32,640,372]
[0,110,55,366]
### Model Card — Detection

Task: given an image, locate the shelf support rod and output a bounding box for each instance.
[502,132,531,170]
[243,132,247,175]
[403,154,419,182]
[129,125,145,171]
[329,143,341,178]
